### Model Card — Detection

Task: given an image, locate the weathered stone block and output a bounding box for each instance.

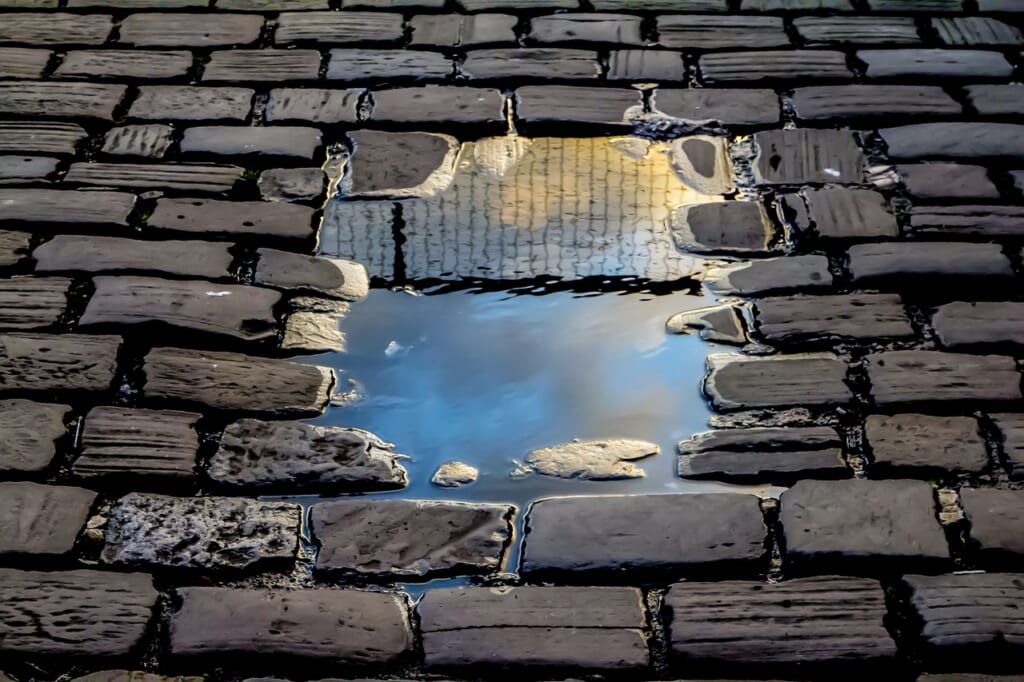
[897,164,997,199]
[700,50,852,83]
[932,302,1024,348]
[370,86,504,124]
[148,198,315,239]
[703,255,832,295]
[409,13,516,46]
[607,49,684,81]
[57,50,192,79]
[652,88,780,126]
[861,49,1013,78]
[795,16,920,43]
[74,407,200,480]
[792,85,960,121]
[34,235,233,279]
[0,277,70,330]
[0,47,51,78]
[0,333,120,392]
[203,49,321,81]
[786,187,898,239]
[181,126,321,159]
[909,205,1024,237]
[992,413,1024,480]
[848,242,1013,282]
[530,13,643,45]
[960,488,1024,562]
[0,482,96,556]
[462,48,599,79]
[659,15,788,49]
[255,248,368,300]
[753,293,913,342]
[515,85,642,126]
[670,201,774,254]
[866,351,1021,405]
[64,163,243,193]
[328,48,452,80]
[0,13,112,44]
[881,123,1024,159]
[0,122,86,155]
[342,129,457,198]
[130,86,254,121]
[678,426,847,483]
[866,414,989,474]
[275,10,403,44]
[266,88,360,123]
[119,13,263,46]
[704,353,852,411]
[0,399,68,473]
[754,129,864,185]
[0,82,126,120]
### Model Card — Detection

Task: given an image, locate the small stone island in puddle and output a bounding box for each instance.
[512,438,659,481]
[431,461,479,488]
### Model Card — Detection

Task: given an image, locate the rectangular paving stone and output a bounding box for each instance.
[658,15,788,49]
[203,49,321,81]
[130,86,254,121]
[0,277,70,330]
[171,587,412,663]
[742,0,853,7]
[33,235,233,279]
[607,49,684,81]
[0,188,135,225]
[753,293,913,343]
[882,123,1024,159]
[754,129,864,185]
[0,231,32,267]
[119,13,263,46]
[258,167,325,201]
[515,85,642,126]
[934,17,1023,45]
[56,50,192,79]
[64,163,244,193]
[963,84,1024,116]
[0,122,86,155]
[0,481,96,556]
[848,242,1013,282]
[74,406,199,480]
[220,0,328,6]
[652,88,779,126]
[0,13,112,44]
[0,399,68,473]
[0,47,52,78]
[0,155,58,183]
[370,86,504,124]
[102,125,173,158]
[786,187,897,238]
[700,50,852,83]
[898,164,998,199]
[866,350,1021,405]
[705,352,852,411]
[462,48,599,79]
[255,248,367,300]
[869,0,961,8]
[148,197,315,239]
[861,49,1013,78]
[143,346,333,414]
[0,569,157,656]
[866,414,989,474]
[530,13,643,45]
[420,586,647,671]
[666,577,895,666]
[791,85,960,120]
[182,126,320,160]
[522,493,766,576]
[795,16,920,44]
[311,499,513,579]
[0,333,120,392]
[992,413,1024,480]
[910,205,1024,236]
[0,82,126,120]
[267,87,360,123]
[960,488,1024,562]
[704,255,832,295]
[328,48,451,80]
[275,11,404,44]
[932,302,1024,348]
[70,0,206,5]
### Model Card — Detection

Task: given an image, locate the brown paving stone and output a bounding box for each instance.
[370,86,504,124]
[142,346,333,414]
[149,197,315,239]
[910,205,1024,236]
[74,407,199,480]
[410,14,517,46]
[754,129,864,185]
[848,242,1013,282]
[530,13,643,45]
[0,277,70,330]
[102,492,300,571]
[56,50,193,79]
[34,235,232,279]
[420,586,647,671]
[0,122,86,156]
[0,188,135,226]
[0,569,157,656]
[0,47,52,78]
[267,88,361,123]
[130,86,254,121]
[203,49,321,81]
[522,493,766,575]
[666,577,895,666]
[700,50,852,83]
[0,82,126,120]
[0,13,113,45]
[311,499,512,578]
[963,84,1024,116]
[865,414,990,474]
[866,350,1021,405]
[652,88,780,126]
[258,168,325,201]
[256,248,368,300]
[275,11,404,44]
[64,162,243,193]
[0,155,57,184]
[0,481,96,556]
[102,125,173,158]
[991,413,1024,480]
[0,399,68,473]
[119,13,263,47]
[0,231,33,266]
[860,49,1013,78]
[516,85,642,126]
[787,187,898,239]
[934,17,1023,45]
[180,126,321,159]
[0,333,120,393]
[281,311,345,353]
[704,352,852,411]
[658,15,788,49]
[462,48,599,79]
[328,49,452,80]
[343,129,456,198]
[791,85,960,120]
[170,587,412,663]
[703,255,833,295]
[670,201,774,254]
[932,302,1024,348]
[898,164,998,200]
[881,123,1024,159]
[794,16,920,44]
[961,488,1024,562]
[607,49,685,81]
[753,293,913,342]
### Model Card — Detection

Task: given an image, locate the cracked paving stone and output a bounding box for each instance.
[33,234,234,279]
[866,350,1021,405]
[699,50,852,83]
[658,15,788,49]
[328,49,453,80]
[203,49,322,82]
[129,86,255,121]
[180,126,321,160]
[148,197,315,239]
[530,13,643,45]
[0,399,68,473]
[909,205,1024,236]
[266,88,361,123]
[74,407,200,481]
[275,11,404,44]
[518,438,659,480]
[865,414,990,475]
[0,277,71,330]
[0,47,52,78]
[0,333,120,392]
[932,302,1024,348]
[703,255,833,295]
[782,187,898,239]
[0,13,112,44]
[419,586,647,671]
[607,49,684,81]
[258,168,325,201]
[311,498,513,579]
[342,129,458,198]
[669,135,733,195]
[792,85,961,121]
[752,293,914,342]
[255,248,368,300]
[369,86,505,124]
[670,201,774,254]
[861,49,1013,79]
[960,488,1024,563]
[897,164,998,200]
[409,14,517,47]
[0,188,136,226]
[143,347,333,415]
[754,129,865,185]
[848,242,1014,282]
[650,88,780,126]
[102,492,300,571]
[64,162,244,193]
[0,481,96,556]
[56,50,193,79]
[119,13,263,47]
[461,48,599,79]
[521,493,765,576]
[170,587,412,663]
[794,16,920,44]
[881,123,1024,159]
[0,569,157,656]
[991,414,1024,480]
[781,479,950,572]
[101,125,173,158]
[677,426,847,484]
[515,85,643,126]
[209,418,407,491]
[704,353,852,411]
[0,122,87,156]
[666,577,896,666]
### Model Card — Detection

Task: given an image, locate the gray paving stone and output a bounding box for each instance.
[742,0,852,7]
[0,155,58,184]
[866,350,1021,405]
[275,11,403,44]
[861,49,1013,78]
[0,399,68,473]
[420,586,647,671]
[658,15,788,49]
[328,48,452,80]
[794,16,920,43]
[666,577,895,665]
[522,493,766,575]
[0,0,56,4]
[409,13,516,46]
[462,48,599,79]
[992,413,1024,480]
[181,126,321,159]
[71,0,205,4]
[607,49,684,81]
[143,346,333,414]
[0,47,52,78]
[56,50,192,79]
[130,85,254,121]
[149,197,314,238]
[102,492,300,571]
[0,277,70,330]
[960,488,1024,561]
[0,333,120,392]
[171,587,412,662]
[0,13,112,44]
[705,352,852,411]
[782,479,949,570]
[934,17,1023,45]
[0,569,157,656]
[652,88,779,126]
[786,187,897,239]
[791,85,960,120]
[0,482,96,556]
[220,0,328,6]
[670,201,774,254]
[516,85,642,126]
[700,50,852,83]
[120,13,263,46]
[343,129,456,198]
[74,407,199,480]
[848,242,1013,282]
[963,84,1024,115]
[869,0,961,8]
[530,13,643,45]
[204,49,321,81]
[102,125,173,158]
[70,673,201,682]
[0,231,32,267]
[979,0,1024,7]
[0,122,86,155]
[753,293,913,342]
[210,418,406,491]
[0,188,135,225]
[343,0,441,6]
[933,302,1024,348]
[909,205,1024,236]
[866,414,989,474]
[258,167,325,201]
[370,86,504,124]
[898,164,998,199]
[754,129,864,185]
[64,162,244,193]
[703,255,832,295]
[458,0,574,6]
[882,123,1024,159]
[256,248,368,300]
[0,82,126,120]
[34,235,232,279]
[267,88,360,123]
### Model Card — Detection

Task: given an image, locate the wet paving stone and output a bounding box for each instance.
[880,123,1024,159]
[515,85,643,126]
[794,16,920,44]
[703,255,833,295]
[780,479,950,572]
[669,135,733,195]
[933,17,1024,45]
[754,129,865,185]
[74,407,200,481]
[129,86,255,121]
[101,124,173,158]
[56,50,193,79]
[932,302,1024,348]
[0,333,120,393]
[419,586,648,671]
[370,86,504,124]
[148,197,315,239]
[266,87,360,123]
[181,125,321,159]
[521,493,765,576]
[791,85,961,121]
[202,49,322,82]
[64,162,244,193]
[410,13,517,47]
[0,277,70,330]
[861,49,1014,78]
[0,231,32,267]
[209,418,407,491]
[281,310,345,352]
[343,129,458,198]
[530,13,643,45]
[865,414,990,475]
[0,188,136,226]
[310,499,513,579]
[461,48,600,79]
[659,15,789,49]
[784,187,898,239]
[0,481,96,556]
[848,242,1014,282]
[0,122,87,156]
[520,438,658,480]
[991,413,1024,480]
[33,235,234,279]
[866,350,1021,405]
[666,577,895,667]
[0,82,126,120]
[752,293,914,343]
[258,167,325,201]
[0,12,112,44]
[897,164,999,199]
[704,353,852,411]
[119,13,263,47]
[963,84,1024,116]
[699,50,852,83]
[142,347,333,415]
[909,205,1024,236]
[607,49,685,81]
[0,47,52,78]
[0,568,157,656]
[0,155,58,183]
[0,399,68,473]
[960,488,1024,563]
[170,587,412,663]
[275,10,404,44]
[328,49,453,80]
[102,492,300,571]
[256,248,368,300]
[670,201,774,254]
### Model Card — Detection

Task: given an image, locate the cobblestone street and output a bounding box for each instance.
[1,0,1024,681]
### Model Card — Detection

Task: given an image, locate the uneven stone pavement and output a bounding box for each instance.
[2,0,1024,681]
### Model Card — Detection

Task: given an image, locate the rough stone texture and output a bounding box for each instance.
[149,198,315,239]
[0,12,112,44]
[531,13,642,45]
[992,413,1024,480]
[410,14,517,47]
[275,11,404,44]
[658,15,788,49]
[203,49,322,82]
[932,302,1024,347]
[328,49,453,80]
[209,418,407,491]
[704,353,852,411]
[909,205,1024,236]
[431,461,478,487]
[792,85,960,120]
[0,277,70,330]
[700,50,852,83]
[119,13,263,46]
[370,86,505,124]
[0,399,68,473]
[753,293,913,342]
[256,248,368,300]
[34,235,233,279]
[0,188,135,226]
[342,129,458,198]
[861,49,1013,78]
[960,488,1024,561]
[704,255,832,295]
[898,164,998,200]
[781,479,950,571]
[143,347,333,415]
[848,242,1013,281]
[267,88,360,123]
[670,201,774,254]
[181,126,321,159]
[420,586,648,670]
[0,122,87,155]
[519,439,658,480]
[515,86,642,126]
[0,482,96,556]
[795,16,920,43]
[0,47,51,79]
[607,49,684,81]
[170,587,412,663]
[866,350,1021,405]
[74,407,200,480]
[0,232,32,267]
[786,187,898,239]
[651,88,780,126]
[0,333,120,392]
[57,50,192,79]
[0,569,157,656]
[754,129,865,185]
[258,167,325,201]
[102,125,173,158]
[666,577,896,665]
[64,163,244,193]
[102,492,300,571]
[462,48,599,79]
[311,499,513,578]
[522,493,765,575]
[963,85,1024,116]
[881,123,1024,159]
[866,414,990,474]
[130,86,254,121]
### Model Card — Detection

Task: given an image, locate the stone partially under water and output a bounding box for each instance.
[515,438,660,480]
